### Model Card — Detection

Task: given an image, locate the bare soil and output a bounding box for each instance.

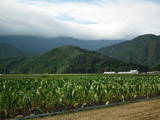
[35,99,160,120]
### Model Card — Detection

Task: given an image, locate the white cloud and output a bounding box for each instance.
[0,0,160,40]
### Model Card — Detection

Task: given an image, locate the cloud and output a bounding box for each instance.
[0,0,160,40]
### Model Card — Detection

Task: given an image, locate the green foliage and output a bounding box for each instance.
[152,64,160,71]
[0,43,28,57]
[0,46,148,73]
[99,34,160,67]
[0,74,160,118]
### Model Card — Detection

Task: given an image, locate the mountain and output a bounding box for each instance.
[0,43,28,57]
[0,56,27,73]
[152,64,160,71]
[98,34,160,67]
[0,36,124,55]
[0,46,148,74]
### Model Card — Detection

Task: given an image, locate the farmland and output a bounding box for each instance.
[0,74,160,119]
[37,98,160,120]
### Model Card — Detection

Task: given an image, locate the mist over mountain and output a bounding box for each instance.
[1,0,160,40]
[99,34,160,67]
[0,36,124,55]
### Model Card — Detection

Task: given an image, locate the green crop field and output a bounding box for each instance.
[0,74,160,119]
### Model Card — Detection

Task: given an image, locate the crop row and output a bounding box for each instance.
[0,74,160,118]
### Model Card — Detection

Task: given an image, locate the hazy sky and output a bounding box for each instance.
[0,0,160,40]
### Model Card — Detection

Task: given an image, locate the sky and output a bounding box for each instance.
[0,0,160,40]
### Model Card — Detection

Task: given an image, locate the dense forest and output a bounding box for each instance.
[99,34,160,67]
[0,46,148,74]
[0,43,28,56]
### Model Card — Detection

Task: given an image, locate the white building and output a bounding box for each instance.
[118,70,139,74]
[103,70,139,74]
[130,70,139,74]
[103,72,116,74]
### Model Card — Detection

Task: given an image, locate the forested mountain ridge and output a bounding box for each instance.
[98,34,160,67]
[0,46,148,73]
[0,43,28,57]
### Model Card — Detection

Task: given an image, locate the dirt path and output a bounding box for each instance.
[36,99,160,120]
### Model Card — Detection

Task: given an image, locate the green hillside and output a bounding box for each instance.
[152,64,160,71]
[98,34,160,67]
[0,57,27,73]
[0,43,27,57]
[0,46,148,74]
